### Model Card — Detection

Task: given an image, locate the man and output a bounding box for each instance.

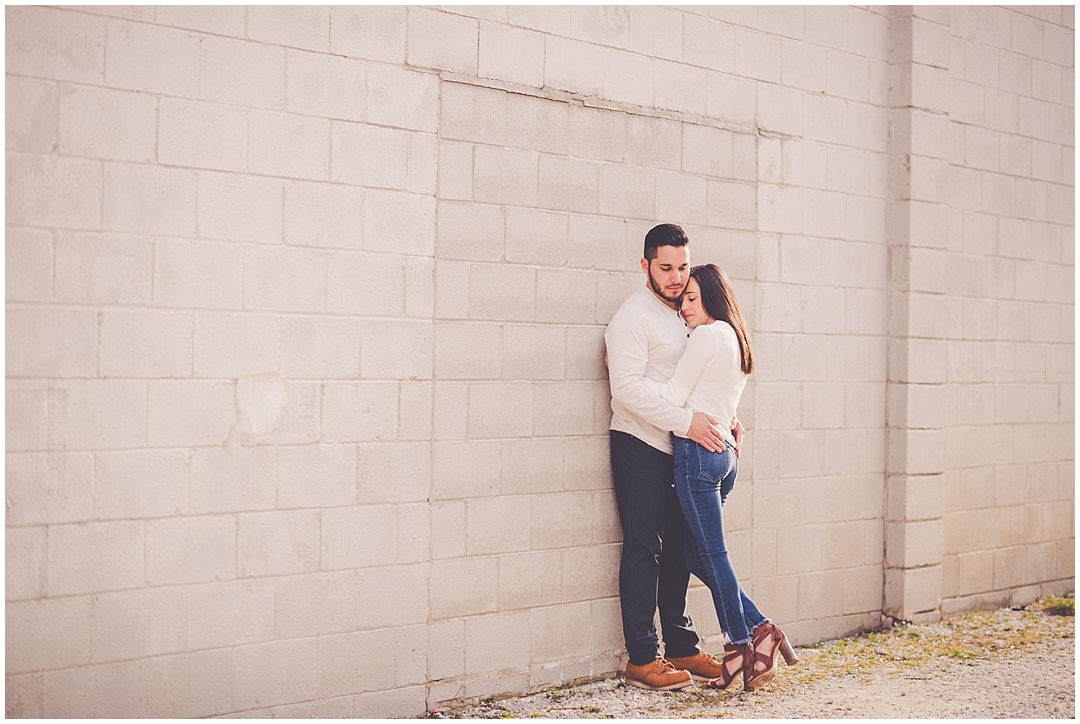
[605,223,743,691]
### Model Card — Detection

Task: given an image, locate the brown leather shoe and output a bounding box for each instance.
[666,650,727,682]
[624,658,693,691]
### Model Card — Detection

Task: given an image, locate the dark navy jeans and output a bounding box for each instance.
[673,436,767,645]
[610,431,701,666]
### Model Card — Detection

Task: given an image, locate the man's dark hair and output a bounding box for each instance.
[643,223,689,261]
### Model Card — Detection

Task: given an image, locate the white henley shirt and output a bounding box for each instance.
[605,286,694,455]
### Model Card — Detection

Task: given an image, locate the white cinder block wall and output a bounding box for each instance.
[5,5,1073,717]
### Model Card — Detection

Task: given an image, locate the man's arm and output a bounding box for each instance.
[605,313,725,452]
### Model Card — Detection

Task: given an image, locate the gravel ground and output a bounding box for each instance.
[444,604,1074,719]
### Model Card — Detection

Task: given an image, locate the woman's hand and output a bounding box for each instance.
[731,417,744,459]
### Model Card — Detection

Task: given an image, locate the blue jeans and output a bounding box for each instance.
[673,436,767,645]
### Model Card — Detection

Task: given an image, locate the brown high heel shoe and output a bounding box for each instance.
[745,623,798,690]
[703,643,751,690]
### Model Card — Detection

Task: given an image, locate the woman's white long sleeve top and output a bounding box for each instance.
[644,320,747,447]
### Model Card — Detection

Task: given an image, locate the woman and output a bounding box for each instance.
[644,264,797,691]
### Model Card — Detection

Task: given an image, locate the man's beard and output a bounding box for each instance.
[648,270,683,304]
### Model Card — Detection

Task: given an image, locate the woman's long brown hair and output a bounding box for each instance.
[690,264,754,374]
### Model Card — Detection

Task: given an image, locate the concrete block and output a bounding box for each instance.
[144,649,235,718]
[238,509,320,577]
[6,526,46,601]
[538,156,600,213]
[498,436,565,494]
[468,382,533,438]
[103,162,196,236]
[42,659,143,717]
[655,171,707,227]
[654,59,707,116]
[473,146,539,208]
[330,6,405,62]
[544,35,604,96]
[566,214,627,272]
[628,5,682,60]
[407,7,477,74]
[603,47,654,108]
[441,82,505,146]
[5,451,93,527]
[561,543,619,602]
[353,685,427,718]
[190,446,276,514]
[316,628,394,698]
[479,21,544,87]
[437,200,504,261]
[100,309,192,378]
[683,124,733,179]
[355,441,430,504]
[465,611,531,674]
[360,319,433,380]
[7,308,96,379]
[283,180,364,249]
[94,449,188,520]
[569,105,626,164]
[153,239,242,309]
[287,49,365,121]
[708,71,756,127]
[199,35,285,110]
[434,322,502,379]
[433,440,501,499]
[734,27,781,83]
[249,111,330,180]
[47,520,143,596]
[842,565,884,614]
[758,184,803,235]
[89,585,187,662]
[244,245,327,312]
[6,6,104,83]
[598,164,654,220]
[502,325,565,381]
[431,500,466,560]
[775,524,822,575]
[570,5,628,46]
[498,550,562,610]
[247,5,329,51]
[146,379,233,447]
[532,602,592,662]
[156,5,244,34]
[159,98,247,171]
[506,96,567,158]
[431,557,498,620]
[195,172,282,243]
[331,121,406,189]
[327,250,405,316]
[7,596,93,676]
[145,515,235,585]
[187,578,275,649]
[503,209,569,268]
[234,638,319,711]
[436,141,474,201]
[684,14,734,72]
[798,569,845,619]
[805,6,847,49]
[6,151,102,229]
[470,263,536,322]
[535,268,596,325]
[6,673,43,718]
[54,84,155,163]
[6,227,52,304]
[531,490,594,550]
[104,19,198,97]
[561,435,612,491]
[533,381,596,437]
[272,570,360,637]
[278,443,358,510]
[781,39,826,92]
[466,495,532,556]
[47,380,146,451]
[358,66,434,139]
[279,315,360,380]
[318,379,397,441]
[365,186,436,255]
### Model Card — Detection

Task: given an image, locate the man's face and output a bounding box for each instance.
[640,244,690,306]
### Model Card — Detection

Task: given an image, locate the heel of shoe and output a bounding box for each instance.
[779,636,798,666]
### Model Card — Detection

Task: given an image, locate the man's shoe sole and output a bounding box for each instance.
[625,676,693,692]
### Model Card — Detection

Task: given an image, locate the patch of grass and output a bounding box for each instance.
[1039,593,1075,616]
[580,705,601,713]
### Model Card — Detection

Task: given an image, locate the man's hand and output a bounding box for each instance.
[687,411,725,453]
[731,417,744,459]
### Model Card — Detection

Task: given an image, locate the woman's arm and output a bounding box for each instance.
[640,326,717,408]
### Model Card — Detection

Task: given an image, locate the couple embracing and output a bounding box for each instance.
[605,224,798,692]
